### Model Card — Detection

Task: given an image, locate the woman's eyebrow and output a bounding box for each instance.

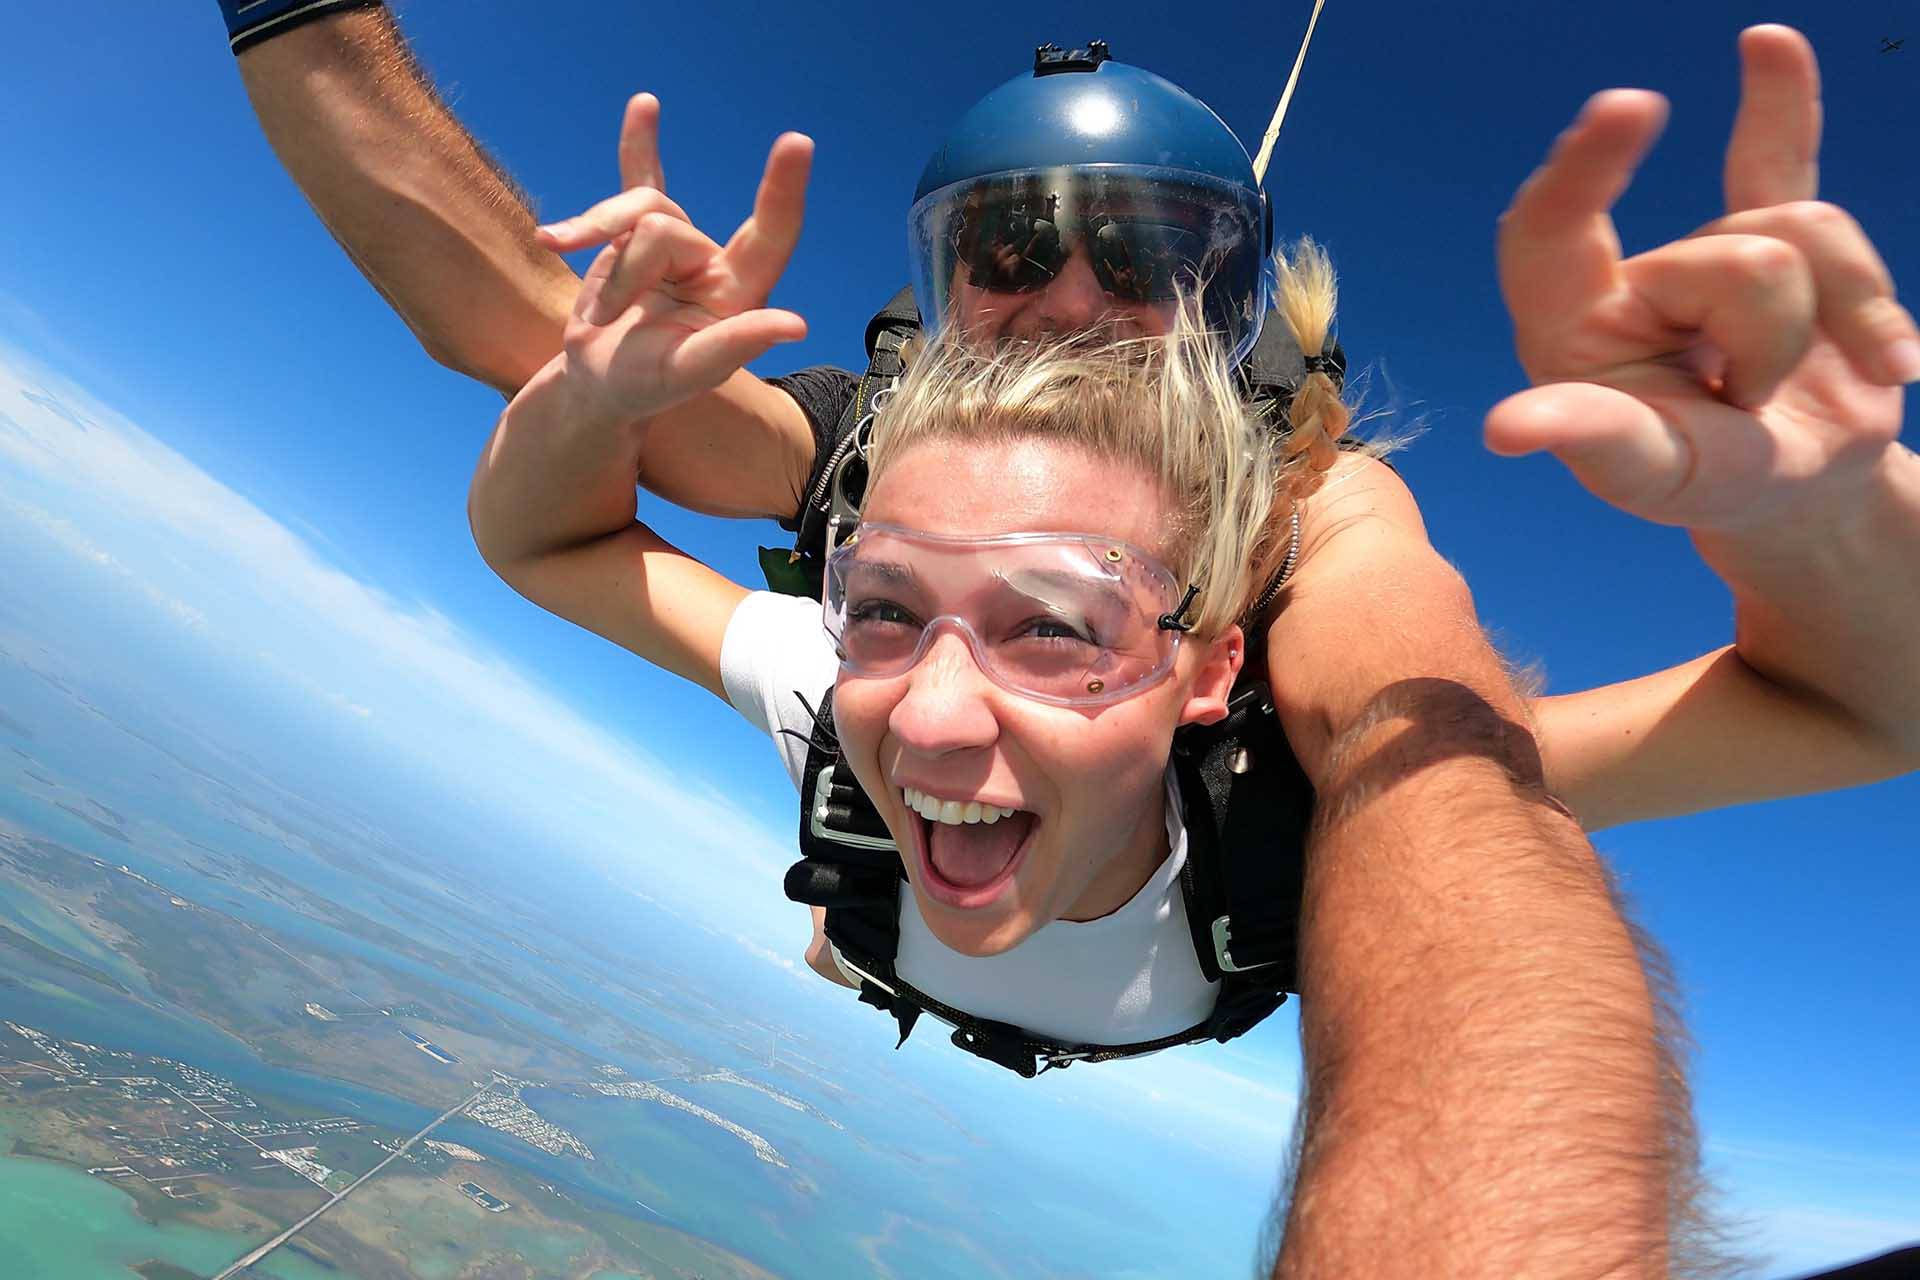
[996,567,1133,616]
[843,559,918,588]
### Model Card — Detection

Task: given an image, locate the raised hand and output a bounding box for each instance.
[535,94,813,427]
[1486,26,1917,536]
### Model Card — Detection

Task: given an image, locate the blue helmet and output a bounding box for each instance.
[907,43,1274,363]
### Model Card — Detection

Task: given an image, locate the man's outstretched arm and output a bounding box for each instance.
[1265,460,1680,1278]
[234,4,578,394]
[227,4,817,518]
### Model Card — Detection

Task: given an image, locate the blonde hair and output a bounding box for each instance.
[1270,237,1349,479]
[867,239,1351,637]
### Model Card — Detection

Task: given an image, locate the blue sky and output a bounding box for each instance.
[1,1,1916,1275]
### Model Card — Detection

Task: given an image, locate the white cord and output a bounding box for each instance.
[1251,0,1329,184]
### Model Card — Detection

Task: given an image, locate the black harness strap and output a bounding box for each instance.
[1172,679,1309,991]
[778,289,921,599]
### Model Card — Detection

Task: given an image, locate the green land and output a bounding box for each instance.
[0,810,784,1279]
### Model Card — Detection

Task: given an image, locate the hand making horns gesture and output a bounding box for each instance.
[1488,25,1916,535]
[535,94,814,425]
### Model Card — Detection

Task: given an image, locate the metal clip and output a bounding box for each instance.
[809,764,897,853]
[1211,915,1279,975]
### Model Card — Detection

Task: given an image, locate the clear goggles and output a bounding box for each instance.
[906,165,1272,364]
[824,523,1199,707]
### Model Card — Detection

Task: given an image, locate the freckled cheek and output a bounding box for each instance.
[1045,729,1165,825]
[828,681,896,795]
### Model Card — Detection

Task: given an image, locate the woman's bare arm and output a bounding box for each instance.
[1536,642,1916,833]
[469,352,747,702]
[1492,25,1920,827]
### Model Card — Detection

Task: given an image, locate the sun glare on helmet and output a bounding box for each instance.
[1068,95,1123,137]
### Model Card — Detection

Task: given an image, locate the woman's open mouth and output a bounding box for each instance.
[900,785,1038,910]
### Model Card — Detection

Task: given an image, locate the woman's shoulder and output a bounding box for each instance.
[719,591,840,787]
[1295,452,1426,558]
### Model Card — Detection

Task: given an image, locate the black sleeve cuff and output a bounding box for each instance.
[227,0,385,55]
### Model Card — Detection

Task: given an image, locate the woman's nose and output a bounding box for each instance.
[886,627,1000,757]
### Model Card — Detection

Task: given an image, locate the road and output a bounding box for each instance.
[210,1084,490,1280]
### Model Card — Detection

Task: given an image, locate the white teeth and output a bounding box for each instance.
[902,787,1020,826]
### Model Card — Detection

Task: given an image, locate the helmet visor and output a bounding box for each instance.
[824,523,1191,707]
[908,166,1269,363]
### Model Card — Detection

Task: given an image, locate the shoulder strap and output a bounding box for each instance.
[784,688,905,957]
[1170,676,1311,1041]
[863,286,921,365]
[1238,321,1346,434]
[782,687,921,1046]
[774,288,922,598]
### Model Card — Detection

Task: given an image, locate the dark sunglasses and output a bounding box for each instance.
[952,198,1213,303]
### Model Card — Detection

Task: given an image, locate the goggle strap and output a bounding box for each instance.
[1157,584,1201,633]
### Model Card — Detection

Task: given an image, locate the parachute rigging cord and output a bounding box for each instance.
[1251,0,1328,184]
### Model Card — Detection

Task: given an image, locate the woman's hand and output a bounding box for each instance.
[1487,25,1914,536]
[804,909,858,990]
[536,93,813,429]
[1488,24,1920,767]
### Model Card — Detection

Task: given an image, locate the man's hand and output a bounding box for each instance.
[538,95,813,429]
[1488,25,1915,535]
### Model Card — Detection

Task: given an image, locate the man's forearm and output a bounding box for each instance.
[234,7,818,518]
[236,6,578,394]
[1276,687,1674,1278]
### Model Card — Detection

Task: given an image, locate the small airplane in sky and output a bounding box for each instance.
[1881,36,1904,53]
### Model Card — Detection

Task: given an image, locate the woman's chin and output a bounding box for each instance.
[906,878,1042,957]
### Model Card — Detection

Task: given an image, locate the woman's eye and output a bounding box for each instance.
[1019,616,1097,645]
[847,598,919,628]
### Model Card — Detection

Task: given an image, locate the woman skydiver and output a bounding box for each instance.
[465,25,1918,1268]
[219,8,1915,1266]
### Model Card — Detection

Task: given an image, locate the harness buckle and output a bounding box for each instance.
[1036,1049,1092,1074]
[1211,914,1279,975]
[809,764,898,852]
